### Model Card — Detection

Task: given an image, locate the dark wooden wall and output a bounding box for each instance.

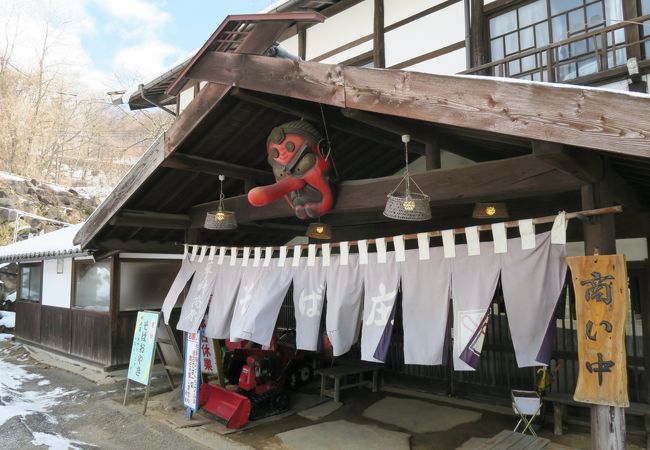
[70,309,111,365]
[15,301,41,343]
[40,305,71,354]
[15,302,112,367]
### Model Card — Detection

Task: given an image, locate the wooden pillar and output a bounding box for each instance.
[298,26,307,61]
[641,232,650,403]
[425,140,441,170]
[469,0,487,69]
[373,0,385,68]
[581,183,626,449]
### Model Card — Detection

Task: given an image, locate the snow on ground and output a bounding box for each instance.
[5,291,16,302]
[31,431,95,450]
[0,358,78,427]
[0,310,15,328]
[0,171,27,182]
[0,333,13,341]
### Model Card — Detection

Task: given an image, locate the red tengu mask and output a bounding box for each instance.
[247,120,335,219]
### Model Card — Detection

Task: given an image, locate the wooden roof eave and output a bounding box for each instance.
[184,51,650,158]
[74,43,650,250]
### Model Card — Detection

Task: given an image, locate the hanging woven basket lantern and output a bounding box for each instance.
[383,135,432,221]
[204,175,238,230]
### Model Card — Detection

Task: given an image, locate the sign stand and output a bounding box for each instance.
[123,311,183,415]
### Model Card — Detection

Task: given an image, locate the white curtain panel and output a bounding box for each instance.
[161,256,196,324]
[325,254,363,357]
[451,241,501,371]
[229,264,294,346]
[204,263,243,339]
[293,257,327,351]
[401,246,451,365]
[361,252,400,363]
[176,259,219,332]
[501,231,567,367]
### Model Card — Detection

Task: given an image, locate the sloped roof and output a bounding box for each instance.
[0,223,88,262]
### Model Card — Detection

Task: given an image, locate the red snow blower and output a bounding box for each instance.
[198,331,312,429]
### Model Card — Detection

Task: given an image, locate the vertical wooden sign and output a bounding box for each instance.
[567,254,629,408]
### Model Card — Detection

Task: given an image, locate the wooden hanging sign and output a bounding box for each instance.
[567,254,629,408]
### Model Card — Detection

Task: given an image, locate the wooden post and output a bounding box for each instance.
[581,182,626,449]
[469,0,486,69]
[425,140,441,170]
[213,339,225,387]
[373,0,385,68]
[298,26,306,61]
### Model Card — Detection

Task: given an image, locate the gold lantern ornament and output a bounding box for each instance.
[306,222,332,240]
[383,134,432,221]
[204,175,238,230]
[472,202,509,219]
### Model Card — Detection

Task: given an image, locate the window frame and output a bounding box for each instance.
[117,257,182,312]
[486,0,626,81]
[17,262,43,303]
[71,257,113,313]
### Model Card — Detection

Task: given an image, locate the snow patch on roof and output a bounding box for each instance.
[0,223,87,262]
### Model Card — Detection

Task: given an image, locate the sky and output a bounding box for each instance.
[0,0,278,94]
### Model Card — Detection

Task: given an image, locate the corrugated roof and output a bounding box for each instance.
[0,223,88,262]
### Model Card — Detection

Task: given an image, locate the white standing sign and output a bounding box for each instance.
[183,331,202,415]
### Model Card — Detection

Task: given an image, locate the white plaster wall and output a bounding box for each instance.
[402,47,467,74]
[385,1,466,68]
[178,85,195,114]
[384,0,451,26]
[320,41,373,64]
[280,34,299,57]
[567,238,648,261]
[41,257,72,308]
[306,0,373,60]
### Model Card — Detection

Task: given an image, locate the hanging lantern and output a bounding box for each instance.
[306,222,332,239]
[472,202,509,219]
[383,135,432,221]
[204,175,238,230]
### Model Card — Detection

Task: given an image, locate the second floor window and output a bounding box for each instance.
[489,0,625,82]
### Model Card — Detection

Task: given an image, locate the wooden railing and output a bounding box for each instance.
[464,14,650,83]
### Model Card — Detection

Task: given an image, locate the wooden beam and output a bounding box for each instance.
[188,53,345,107]
[373,0,385,68]
[167,12,326,96]
[188,154,582,227]
[425,140,441,170]
[96,239,180,254]
[533,141,647,212]
[74,134,165,248]
[161,153,274,183]
[186,52,650,157]
[231,89,424,154]
[109,210,190,229]
[341,108,494,161]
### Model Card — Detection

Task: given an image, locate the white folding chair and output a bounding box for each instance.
[511,389,542,437]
